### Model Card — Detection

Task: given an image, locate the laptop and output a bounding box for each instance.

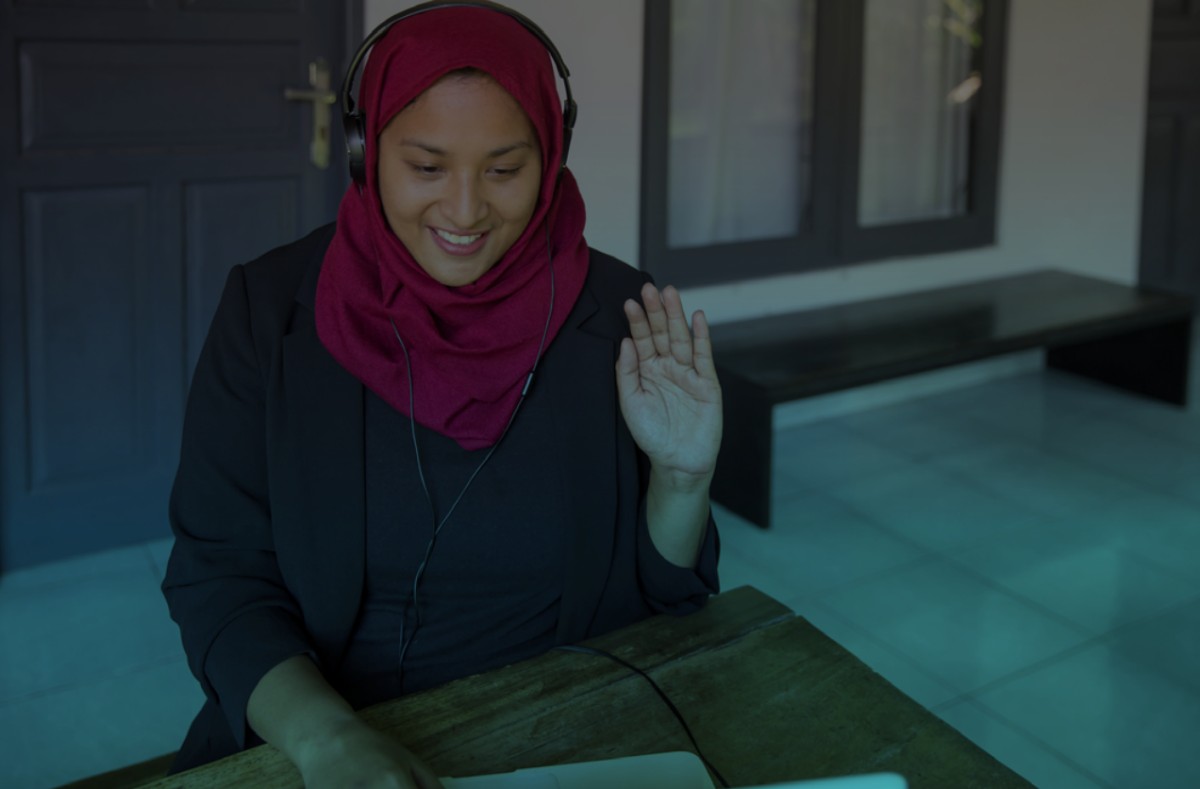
[440,750,907,789]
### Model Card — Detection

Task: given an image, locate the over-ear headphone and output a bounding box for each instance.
[341,0,578,185]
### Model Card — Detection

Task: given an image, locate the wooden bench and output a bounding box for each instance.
[711,270,1195,528]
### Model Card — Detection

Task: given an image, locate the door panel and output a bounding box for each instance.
[19,41,299,153]
[23,187,157,487]
[183,178,300,375]
[0,0,352,570]
[1140,0,1200,297]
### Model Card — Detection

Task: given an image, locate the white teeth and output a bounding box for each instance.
[434,229,483,245]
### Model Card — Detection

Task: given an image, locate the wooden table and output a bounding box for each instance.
[140,587,1033,789]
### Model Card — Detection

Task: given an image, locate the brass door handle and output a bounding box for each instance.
[284,59,336,169]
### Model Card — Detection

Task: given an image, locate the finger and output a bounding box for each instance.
[660,286,694,367]
[614,337,642,400]
[623,298,657,361]
[640,282,672,357]
[691,309,719,381]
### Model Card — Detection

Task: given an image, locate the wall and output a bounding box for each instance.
[364,0,1154,324]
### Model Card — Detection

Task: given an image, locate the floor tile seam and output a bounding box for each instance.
[0,653,188,706]
[834,605,1102,712]
[793,551,945,604]
[943,629,1114,704]
[937,551,1102,639]
[1100,408,1200,450]
[837,435,927,468]
[770,450,915,493]
[913,439,1045,485]
[1020,367,1149,402]
[798,597,963,702]
[947,404,1123,449]
[985,486,1200,557]
[802,536,1096,639]
[936,517,1200,612]
[774,417,918,462]
[769,476,835,505]
[824,492,997,561]
[936,467,1079,528]
[1103,543,1200,593]
[1037,434,1200,489]
[769,474,906,511]
[1096,473,1200,514]
[1030,431,1200,496]
[832,431,990,468]
[1101,588,1200,638]
[1095,591,1200,690]
[1100,405,1200,442]
[823,472,1053,554]
[804,552,1103,686]
[768,447,853,499]
[828,403,985,452]
[1011,443,1156,490]
[934,440,1176,520]
[941,382,1118,419]
[720,535,938,602]
[934,695,1119,789]
[923,514,1069,566]
[714,540,800,579]
[962,624,1200,723]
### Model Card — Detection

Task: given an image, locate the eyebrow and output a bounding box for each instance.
[400,139,534,158]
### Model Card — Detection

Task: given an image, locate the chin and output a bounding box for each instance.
[420,256,493,287]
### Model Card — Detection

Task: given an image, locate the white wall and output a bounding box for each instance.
[364,0,1154,324]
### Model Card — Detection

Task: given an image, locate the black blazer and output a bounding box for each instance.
[162,224,719,770]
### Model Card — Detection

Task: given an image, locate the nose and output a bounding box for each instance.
[441,171,488,229]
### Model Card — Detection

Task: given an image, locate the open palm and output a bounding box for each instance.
[616,283,722,479]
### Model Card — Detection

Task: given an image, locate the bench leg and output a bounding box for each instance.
[1046,317,1192,406]
[713,372,773,529]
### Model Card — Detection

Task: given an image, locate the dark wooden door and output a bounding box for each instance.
[1139,0,1200,298]
[0,1,355,570]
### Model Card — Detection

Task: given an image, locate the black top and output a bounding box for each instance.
[162,224,720,772]
[337,388,566,707]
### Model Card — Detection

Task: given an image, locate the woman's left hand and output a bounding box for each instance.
[616,283,723,485]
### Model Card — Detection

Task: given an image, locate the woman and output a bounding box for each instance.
[162,2,722,786]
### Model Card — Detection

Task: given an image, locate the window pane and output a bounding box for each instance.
[667,0,816,248]
[859,0,982,226]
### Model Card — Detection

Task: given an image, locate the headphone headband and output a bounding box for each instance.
[341,0,578,185]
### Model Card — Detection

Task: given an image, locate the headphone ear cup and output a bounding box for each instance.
[344,111,368,185]
[560,97,577,168]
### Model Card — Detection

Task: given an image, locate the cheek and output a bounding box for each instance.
[379,176,427,225]
[508,174,542,222]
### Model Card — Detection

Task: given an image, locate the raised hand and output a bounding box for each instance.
[616,283,722,483]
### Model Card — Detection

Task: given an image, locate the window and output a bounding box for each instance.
[640,0,1008,287]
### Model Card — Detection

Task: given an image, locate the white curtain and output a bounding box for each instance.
[858,0,979,226]
[667,0,816,248]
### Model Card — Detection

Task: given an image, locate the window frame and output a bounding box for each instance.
[639,0,1010,287]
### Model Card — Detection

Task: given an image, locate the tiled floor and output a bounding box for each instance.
[718,341,1200,788]
[3,338,1199,787]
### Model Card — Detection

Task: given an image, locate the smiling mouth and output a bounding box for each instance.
[429,227,489,256]
[434,228,483,245]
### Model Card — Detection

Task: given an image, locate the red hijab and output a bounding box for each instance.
[315,6,589,449]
